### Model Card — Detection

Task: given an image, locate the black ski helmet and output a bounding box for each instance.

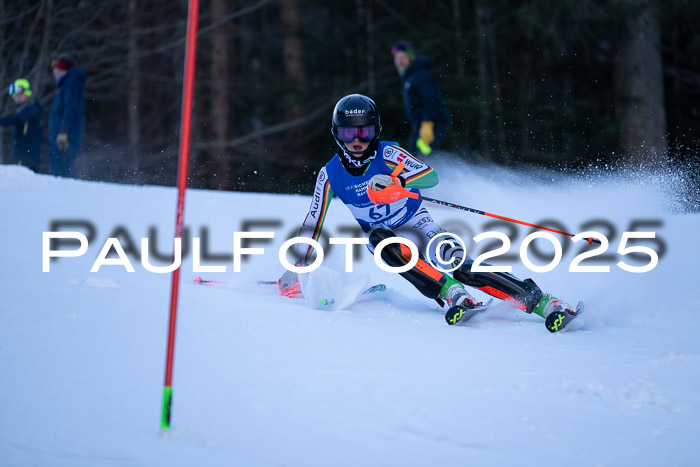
[331,94,382,156]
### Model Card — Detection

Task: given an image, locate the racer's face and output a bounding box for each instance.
[344,139,370,155]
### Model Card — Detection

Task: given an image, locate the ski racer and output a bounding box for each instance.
[278,94,577,328]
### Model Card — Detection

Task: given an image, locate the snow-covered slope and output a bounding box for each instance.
[1,162,698,466]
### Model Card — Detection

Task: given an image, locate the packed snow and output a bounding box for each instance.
[1,160,698,466]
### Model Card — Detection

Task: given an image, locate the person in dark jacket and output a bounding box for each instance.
[49,55,87,177]
[0,79,43,172]
[391,41,450,156]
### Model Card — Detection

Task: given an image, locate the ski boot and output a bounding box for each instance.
[533,293,584,332]
[444,283,479,309]
[443,283,492,325]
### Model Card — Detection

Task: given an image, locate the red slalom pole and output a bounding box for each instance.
[161,0,199,432]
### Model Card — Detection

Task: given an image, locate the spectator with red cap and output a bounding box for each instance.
[49,54,87,177]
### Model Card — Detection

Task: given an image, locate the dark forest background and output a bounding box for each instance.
[1,0,698,200]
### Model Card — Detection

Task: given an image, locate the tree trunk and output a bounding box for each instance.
[0,0,5,163]
[36,0,54,172]
[486,15,507,161]
[127,0,141,180]
[210,0,231,188]
[474,1,492,159]
[452,0,465,78]
[517,51,534,159]
[365,0,376,95]
[17,0,45,78]
[280,0,306,120]
[613,1,668,168]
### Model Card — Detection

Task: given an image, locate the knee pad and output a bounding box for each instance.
[368,227,394,249]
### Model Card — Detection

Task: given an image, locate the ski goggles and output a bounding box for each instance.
[336,125,376,143]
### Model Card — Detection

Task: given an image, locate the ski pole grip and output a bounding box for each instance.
[391,163,420,199]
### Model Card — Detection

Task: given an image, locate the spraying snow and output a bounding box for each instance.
[1,164,698,466]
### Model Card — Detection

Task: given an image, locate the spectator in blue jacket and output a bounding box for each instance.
[391,41,450,157]
[0,79,43,172]
[49,55,87,177]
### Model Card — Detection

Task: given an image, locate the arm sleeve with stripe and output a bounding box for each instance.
[383,145,439,189]
[294,167,334,265]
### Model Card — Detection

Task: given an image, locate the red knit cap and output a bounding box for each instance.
[51,57,74,71]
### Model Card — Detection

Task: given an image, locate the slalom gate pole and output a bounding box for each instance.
[161,0,200,432]
[418,194,602,245]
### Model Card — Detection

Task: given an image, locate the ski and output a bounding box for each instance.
[196,277,387,305]
[445,299,494,325]
[318,283,386,306]
[194,277,224,285]
[545,301,585,332]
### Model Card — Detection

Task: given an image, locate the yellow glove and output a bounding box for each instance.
[419,121,435,145]
[57,133,69,151]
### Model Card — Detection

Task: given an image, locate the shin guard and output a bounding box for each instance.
[369,228,446,300]
[453,260,543,313]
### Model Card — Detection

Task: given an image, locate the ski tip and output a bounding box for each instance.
[545,311,566,332]
[445,299,493,326]
[545,308,582,333]
[445,306,467,325]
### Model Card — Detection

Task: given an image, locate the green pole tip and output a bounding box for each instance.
[161,386,173,430]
